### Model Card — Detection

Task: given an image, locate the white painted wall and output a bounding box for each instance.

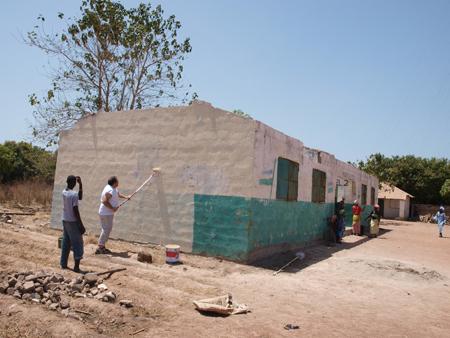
[51,101,255,251]
[251,126,379,204]
[251,122,304,199]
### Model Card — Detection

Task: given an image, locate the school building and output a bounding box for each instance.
[50,101,379,262]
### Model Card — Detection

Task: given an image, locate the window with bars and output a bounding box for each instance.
[276,158,299,201]
[312,169,326,203]
[361,184,367,205]
[370,187,376,205]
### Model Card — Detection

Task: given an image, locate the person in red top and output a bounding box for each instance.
[352,200,363,236]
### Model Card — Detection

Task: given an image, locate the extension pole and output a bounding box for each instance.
[118,168,160,208]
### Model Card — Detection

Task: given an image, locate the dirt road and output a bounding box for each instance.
[1,210,449,337]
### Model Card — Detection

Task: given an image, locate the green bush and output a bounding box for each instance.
[0,141,56,184]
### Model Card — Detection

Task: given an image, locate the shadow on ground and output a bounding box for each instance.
[251,228,392,273]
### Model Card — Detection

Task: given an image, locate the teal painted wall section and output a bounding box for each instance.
[258,178,273,186]
[249,200,334,252]
[192,194,251,261]
[193,194,341,261]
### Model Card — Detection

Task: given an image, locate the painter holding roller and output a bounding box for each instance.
[95,168,160,255]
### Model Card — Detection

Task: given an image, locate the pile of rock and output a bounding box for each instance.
[0,270,133,319]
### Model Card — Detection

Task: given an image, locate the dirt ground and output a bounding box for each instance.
[1,206,450,338]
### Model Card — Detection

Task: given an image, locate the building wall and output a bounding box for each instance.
[52,101,379,262]
[193,125,379,261]
[51,101,255,251]
[381,197,411,220]
[382,199,401,219]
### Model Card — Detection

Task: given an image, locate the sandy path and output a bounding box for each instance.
[0,212,449,337]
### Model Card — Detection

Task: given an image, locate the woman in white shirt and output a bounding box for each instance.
[96,176,130,254]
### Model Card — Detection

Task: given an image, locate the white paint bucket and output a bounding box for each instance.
[165,244,180,264]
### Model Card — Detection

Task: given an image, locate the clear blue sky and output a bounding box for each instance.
[1,0,449,162]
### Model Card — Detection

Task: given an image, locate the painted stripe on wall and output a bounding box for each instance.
[193,194,374,261]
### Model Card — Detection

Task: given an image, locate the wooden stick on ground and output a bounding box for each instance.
[96,268,127,276]
[96,268,127,280]
[130,328,146,335]
[73,309,93,316]
[1,212,35,216]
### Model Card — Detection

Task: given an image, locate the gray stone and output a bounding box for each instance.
[90,288,98,296]
[49,303,58,311]
[22,293,32,301]
[0,282,8,293]
[119,299,133,308]
[31,293,41,300]
[13,290,21,298]
[102,291,116,303]
[22,281,35,292]
[61,309,70,317]
[35,287,43,295]
[16,275,25,282]
[83,273,98,285]
[59,298,70,309]
[7,277,17,287]
[74,292,85,298]
[50,274,64,283]
[6,287,15,295]
[46,283,59,291]
[71,283,83,292]
[25,274,37,282]
[97,283,108,291]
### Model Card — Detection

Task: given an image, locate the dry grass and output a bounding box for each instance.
[0,181,53,206]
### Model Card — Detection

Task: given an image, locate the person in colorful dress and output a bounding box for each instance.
[367,204,381,238]
[351,200,363,236]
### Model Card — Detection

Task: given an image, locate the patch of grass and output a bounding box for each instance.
[0,180,53,206]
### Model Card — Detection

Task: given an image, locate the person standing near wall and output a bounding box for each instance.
[335,198,346,243]
[352,200,363,236]
[60,175,85,272]
[434,206,447,238]
[96,176,130,254]
[367,204,381,238]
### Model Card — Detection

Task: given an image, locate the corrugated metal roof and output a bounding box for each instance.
[378,183,414,200]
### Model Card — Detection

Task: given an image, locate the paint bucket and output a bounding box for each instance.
[165,244,180,264]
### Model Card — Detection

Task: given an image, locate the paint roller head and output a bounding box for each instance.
[152,167,161,174]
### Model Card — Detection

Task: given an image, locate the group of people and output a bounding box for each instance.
[60,175,130,272]
[334,199,447,242]
[333,198,381,243]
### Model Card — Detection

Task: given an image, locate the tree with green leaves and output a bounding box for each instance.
[359,153,450,204]
[26,0,194,146]
[440,179,450,205]
[232,109,252,119]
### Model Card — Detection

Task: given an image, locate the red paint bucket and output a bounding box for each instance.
[165,244,180,264]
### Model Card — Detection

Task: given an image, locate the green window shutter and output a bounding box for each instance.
[276,158,299,201]
[361,184,367,205]
[312,169,326,203]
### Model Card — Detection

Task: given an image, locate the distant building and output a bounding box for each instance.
[51,101,378,262]
[378,183,413,220]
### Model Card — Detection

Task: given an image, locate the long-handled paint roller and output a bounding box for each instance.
[272,251,305,276]
[118,167,161,209]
